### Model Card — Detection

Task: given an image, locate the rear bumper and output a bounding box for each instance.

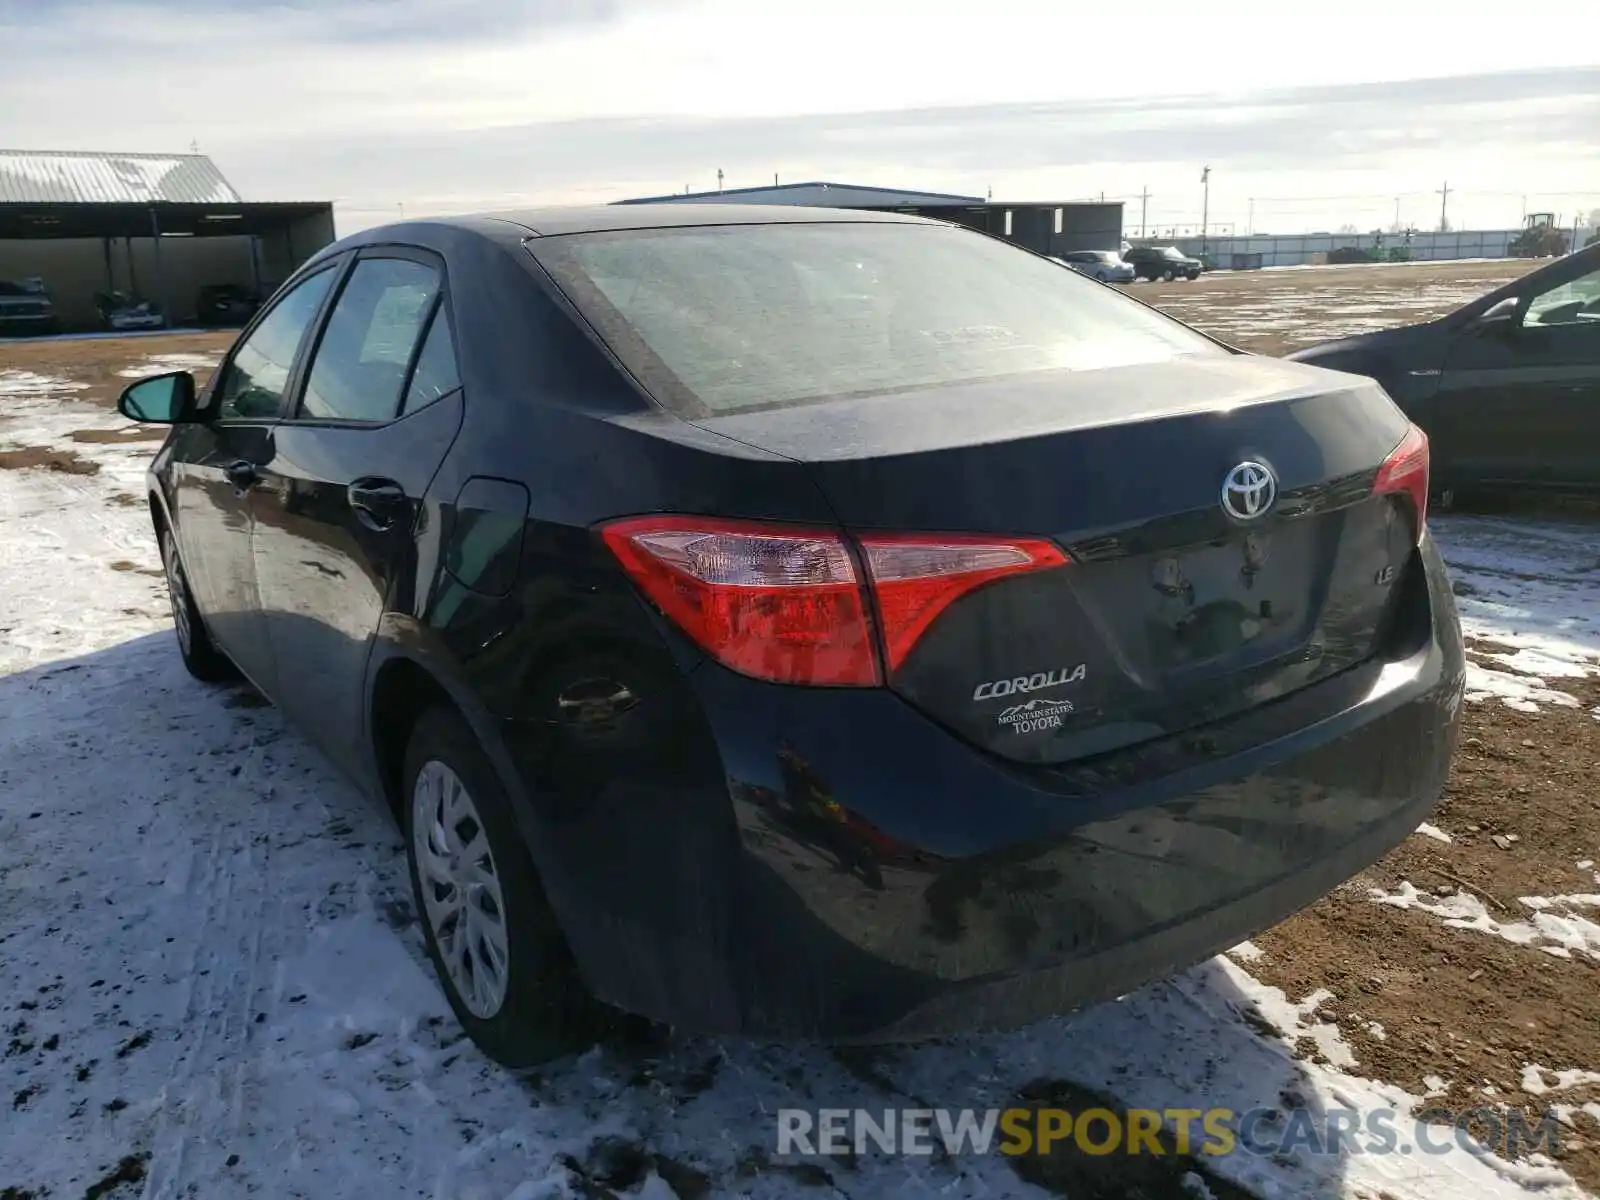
[528,535,1465,1041]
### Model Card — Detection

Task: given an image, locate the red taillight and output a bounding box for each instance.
[858,534,1069,672]
[599,516,1069,686]
[600,516,879,686]
[1373,424,1430,544]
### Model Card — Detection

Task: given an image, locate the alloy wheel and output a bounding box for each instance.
[162,534,192,655]
[411,760,511,1019]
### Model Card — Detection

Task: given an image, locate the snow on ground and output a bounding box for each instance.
[1524,1067,1600,1098]
[1,368,1596,1200]
[1430,516,1600,714]
[0,367,90,400]
[1370,883,1600,962]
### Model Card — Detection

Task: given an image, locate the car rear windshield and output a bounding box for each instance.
[528,221,1222,417]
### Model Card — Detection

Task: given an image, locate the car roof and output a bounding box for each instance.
[355,203,940,243]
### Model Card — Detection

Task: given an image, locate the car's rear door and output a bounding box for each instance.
[169,262,342,696]
[250,247,465,776]
[1436,247,1600,488]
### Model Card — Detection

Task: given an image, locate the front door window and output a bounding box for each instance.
[214,268,338,419]
[1525,264,1600,330]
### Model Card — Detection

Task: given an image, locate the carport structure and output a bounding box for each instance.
[0,149,334,330]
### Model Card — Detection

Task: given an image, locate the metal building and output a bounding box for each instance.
[0,149,334,332]
[615,181,1125,256]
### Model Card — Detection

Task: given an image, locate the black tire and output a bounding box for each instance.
[402,706,614,1067]
[1162,268,1176,282]
[1187,270,1201,281]
[160,527,236,682]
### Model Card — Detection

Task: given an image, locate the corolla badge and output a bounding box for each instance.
[1220,461,1277,521]
[972,664,1086,702]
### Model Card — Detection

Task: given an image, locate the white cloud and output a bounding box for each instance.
[0,0,1596,234]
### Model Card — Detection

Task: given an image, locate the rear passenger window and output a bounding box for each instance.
[402,307,460,415]
[299,258,440,422]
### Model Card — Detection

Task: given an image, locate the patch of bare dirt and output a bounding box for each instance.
[1,331,231,406]
[1247,670,1600,1192]
[1131,258,1538,357]
[0,447,99,476]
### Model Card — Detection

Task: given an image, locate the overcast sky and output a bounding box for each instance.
[1,0,1596,235]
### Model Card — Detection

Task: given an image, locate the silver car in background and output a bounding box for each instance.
[1054,249,1136,284]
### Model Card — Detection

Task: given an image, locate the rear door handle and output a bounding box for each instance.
[347,477,409,531]
[225,460,258,490]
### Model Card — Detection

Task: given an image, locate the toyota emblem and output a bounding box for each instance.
[1221,461,1277,521]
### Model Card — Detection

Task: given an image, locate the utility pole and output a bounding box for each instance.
[774,173,779,186]
[1200,166,1211,254]
[716,169,724,192]
[1247,197,1255,235]
[1436,181,1451,232]
[1394,196,1400,230]
[1138,186,1150,238]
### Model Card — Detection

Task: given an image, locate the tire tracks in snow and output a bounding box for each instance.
[142,738,291,1199]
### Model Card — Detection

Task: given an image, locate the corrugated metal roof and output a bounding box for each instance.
[0,150,241,205]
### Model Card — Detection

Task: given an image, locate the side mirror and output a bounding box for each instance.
[117,371,198,424]
[1468,296,1520,336]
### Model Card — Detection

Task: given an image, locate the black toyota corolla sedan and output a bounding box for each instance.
[118,205,1464,1064]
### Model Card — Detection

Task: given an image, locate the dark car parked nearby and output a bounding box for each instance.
[0,277,57,335]
[1124,245,1203,281]
[118,205,1464,1065]
[1290,243,1600,497]
[196,283,263,328]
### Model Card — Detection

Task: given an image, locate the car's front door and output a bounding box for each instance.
[169,264,340,694]
[251,248,465,777]
[1436,247,1600,489]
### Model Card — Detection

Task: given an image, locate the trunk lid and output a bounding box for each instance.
[694,356,1419,764]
